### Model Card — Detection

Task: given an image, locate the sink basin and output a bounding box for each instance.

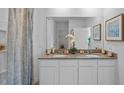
[53,55,67,57]
[85,54,100,58]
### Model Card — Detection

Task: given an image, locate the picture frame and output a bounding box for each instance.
[93,24,101,41]
[105,14,124,41]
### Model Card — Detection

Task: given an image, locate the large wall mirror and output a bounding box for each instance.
[46,17,104,50]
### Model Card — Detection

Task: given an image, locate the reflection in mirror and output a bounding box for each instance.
[73,27,91,49]
[46,17,103,50]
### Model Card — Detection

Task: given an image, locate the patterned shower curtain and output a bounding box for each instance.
[7,8,34,85]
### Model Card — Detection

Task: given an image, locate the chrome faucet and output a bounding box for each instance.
[87,37,91,54]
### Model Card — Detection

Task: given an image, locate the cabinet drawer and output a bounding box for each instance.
[39,60,58,67]
[98,59,116,67]
[79,59,97,67]
[60,60,77,67]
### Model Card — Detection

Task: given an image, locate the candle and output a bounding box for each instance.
[79,50,84,54]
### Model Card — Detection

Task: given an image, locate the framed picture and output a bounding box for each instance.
[105,14,124,41]
[93,24,101,41]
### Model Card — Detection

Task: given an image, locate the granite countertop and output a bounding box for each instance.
[38,53,117,59]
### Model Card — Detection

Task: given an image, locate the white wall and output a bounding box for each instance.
[103,8,124,84]
[0,8,8,31]
[0,8,8,44]
[45,8,103,17]
[0,8,8,84]
[33,9,47,82]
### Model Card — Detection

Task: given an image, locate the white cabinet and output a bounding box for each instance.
[59,60,77,85]
[98,67,115,85]
[39,58,117,85]
[79,59,97,85]
[98,59,116,85]
[39,60,59,85]
[39,59,77,85]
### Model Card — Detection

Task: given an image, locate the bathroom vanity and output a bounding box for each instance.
[38,53,118,85]
[39,16,119,85]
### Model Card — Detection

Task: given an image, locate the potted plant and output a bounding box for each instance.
[69,47,78,54]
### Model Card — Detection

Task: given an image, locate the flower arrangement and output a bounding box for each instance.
[65,30,78,54]
[69,47,78,54]
[65,30,75,48]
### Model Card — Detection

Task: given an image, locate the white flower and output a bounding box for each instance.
[65,34,75,40]
[65,33,76,48]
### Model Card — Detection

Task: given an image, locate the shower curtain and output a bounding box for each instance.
[7,8,34,85]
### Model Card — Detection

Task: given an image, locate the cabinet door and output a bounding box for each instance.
[98,67,115,85]
[60,60,77,85]
[39,60,59,85]
[79,67,97,85]
[98,59,116,85]
[79,59,97,85]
